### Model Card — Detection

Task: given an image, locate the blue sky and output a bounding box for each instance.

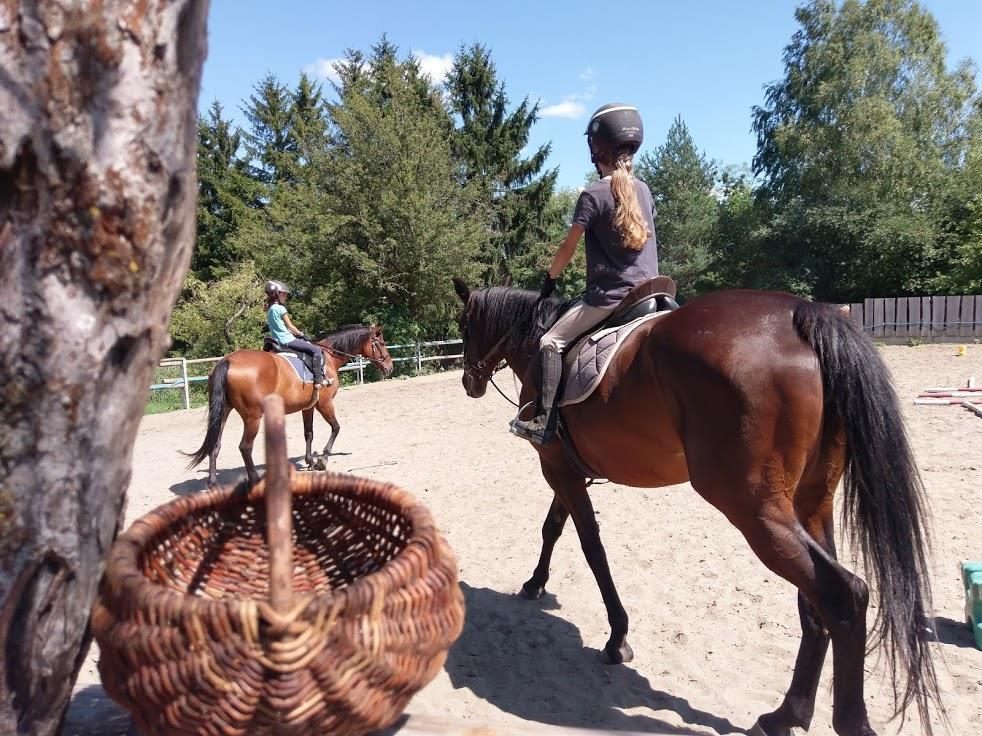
[201,0,982,190]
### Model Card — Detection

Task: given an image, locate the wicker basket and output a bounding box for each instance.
[92,396,464,736]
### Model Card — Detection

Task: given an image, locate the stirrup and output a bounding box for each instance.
[509,414,555,446]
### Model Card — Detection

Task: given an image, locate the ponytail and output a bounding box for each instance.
[609,152,649,251]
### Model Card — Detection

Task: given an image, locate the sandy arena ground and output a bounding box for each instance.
[65,344,981,735]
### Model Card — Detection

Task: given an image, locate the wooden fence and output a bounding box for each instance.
[844,295,982,339]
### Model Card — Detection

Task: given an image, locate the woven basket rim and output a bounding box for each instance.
[103,470,442,620]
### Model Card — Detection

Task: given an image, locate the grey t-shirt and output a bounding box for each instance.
[571,178,659,308]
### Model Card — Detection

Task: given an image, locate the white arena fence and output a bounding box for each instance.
[149,340,465,410]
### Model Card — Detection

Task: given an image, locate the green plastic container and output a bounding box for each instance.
[961,561,982,650]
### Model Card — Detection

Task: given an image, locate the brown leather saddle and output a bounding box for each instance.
[603,275,678,329]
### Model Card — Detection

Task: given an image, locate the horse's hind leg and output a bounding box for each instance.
[754,524,835,735]
[519,493,569,600]
[545,461,632,664]
[754,427,848,736]
[207,405,232,488]
[735,505,873,736]
[238,412,261,485]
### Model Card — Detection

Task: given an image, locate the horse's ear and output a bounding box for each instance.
[451,277,470,303]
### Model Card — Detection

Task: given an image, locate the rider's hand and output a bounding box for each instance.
[539,274,557,300]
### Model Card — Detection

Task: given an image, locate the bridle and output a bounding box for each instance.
[461,302,518,406]
[321,330,389,372]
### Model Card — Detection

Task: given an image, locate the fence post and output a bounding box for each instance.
[415,341,422,372]
[181,357,190,410]
[358,357,364,384]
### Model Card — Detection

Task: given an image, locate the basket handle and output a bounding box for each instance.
[262,395,293,613]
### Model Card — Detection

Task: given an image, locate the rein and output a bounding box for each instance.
[319,334,387,372]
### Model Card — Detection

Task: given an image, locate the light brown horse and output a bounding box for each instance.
[452,279,941,736]
[185,324,394,486]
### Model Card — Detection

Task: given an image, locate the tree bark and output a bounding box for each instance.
[0,2,209,734]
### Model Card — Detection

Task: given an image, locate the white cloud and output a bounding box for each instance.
[414,51,453,84]
[540,99,587,119]
[304,57,343,84]
[579,67,597,82]
[539,81,597,119]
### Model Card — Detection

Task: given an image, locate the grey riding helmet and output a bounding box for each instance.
[585,103,643,162]
[264,280,291,297]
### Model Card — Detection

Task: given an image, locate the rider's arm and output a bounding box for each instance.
[282,313,304,338]
[547,224,585,279]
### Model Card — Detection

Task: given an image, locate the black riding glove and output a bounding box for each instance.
[539,274,557,300]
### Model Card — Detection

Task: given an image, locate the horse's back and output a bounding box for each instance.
[565,289,826,487]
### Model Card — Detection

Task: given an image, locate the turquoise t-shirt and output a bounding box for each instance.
[266,304,294,344]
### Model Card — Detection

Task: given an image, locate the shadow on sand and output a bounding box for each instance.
[932,615,977,649]
[169,454,350,495]
[63,685,135,736]
[445,583,748,735]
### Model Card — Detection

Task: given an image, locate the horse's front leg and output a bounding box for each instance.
[546,460,632,664]
[302,408,315,468]
[519,493,569,600]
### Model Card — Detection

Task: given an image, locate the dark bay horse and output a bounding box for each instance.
[185,324,394,486]
[452,279,941,736]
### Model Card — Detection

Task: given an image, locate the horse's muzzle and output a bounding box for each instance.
[461,372,487,398]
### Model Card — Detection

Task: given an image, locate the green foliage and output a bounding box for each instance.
[195,101,263,281]
[636,116,718,299]
[322,43,490,337]
[509,188,585,297]
[170,261,266,356]
[177,17,981,362]
[747,0,980,301]
[446,43,557,284]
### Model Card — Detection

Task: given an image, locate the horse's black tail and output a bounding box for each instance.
[183,358,229,469]
[793,302,942,731]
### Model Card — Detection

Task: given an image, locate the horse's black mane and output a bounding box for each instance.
[470,287,567,357]
[315,324,371,354]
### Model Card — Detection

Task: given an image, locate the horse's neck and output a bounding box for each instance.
[322,347,348,371]
[501,333,535,382]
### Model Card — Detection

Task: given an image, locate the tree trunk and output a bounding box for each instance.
[0,2,209,734]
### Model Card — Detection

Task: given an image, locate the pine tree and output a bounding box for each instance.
[446,43,557,284]
[195,101,262,281]
[636,116,717,298]
[290,72,328,170]
[319,40,488,336]
[242,74,298,185]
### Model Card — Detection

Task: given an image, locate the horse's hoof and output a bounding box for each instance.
[749,718,806,736]
[600,639,633,664]
[313,457,328,471]
[518,580,546,600]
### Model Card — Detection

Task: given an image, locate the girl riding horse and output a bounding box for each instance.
[511,103,658,446]
[264,280,327,386]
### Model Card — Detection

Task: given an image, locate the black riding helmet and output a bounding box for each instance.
[585,103,644,164]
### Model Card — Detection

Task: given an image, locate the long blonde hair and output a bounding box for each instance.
[607,151,649,250]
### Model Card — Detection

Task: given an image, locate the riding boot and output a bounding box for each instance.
[509,347,562,446]
[312,353,326,386]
